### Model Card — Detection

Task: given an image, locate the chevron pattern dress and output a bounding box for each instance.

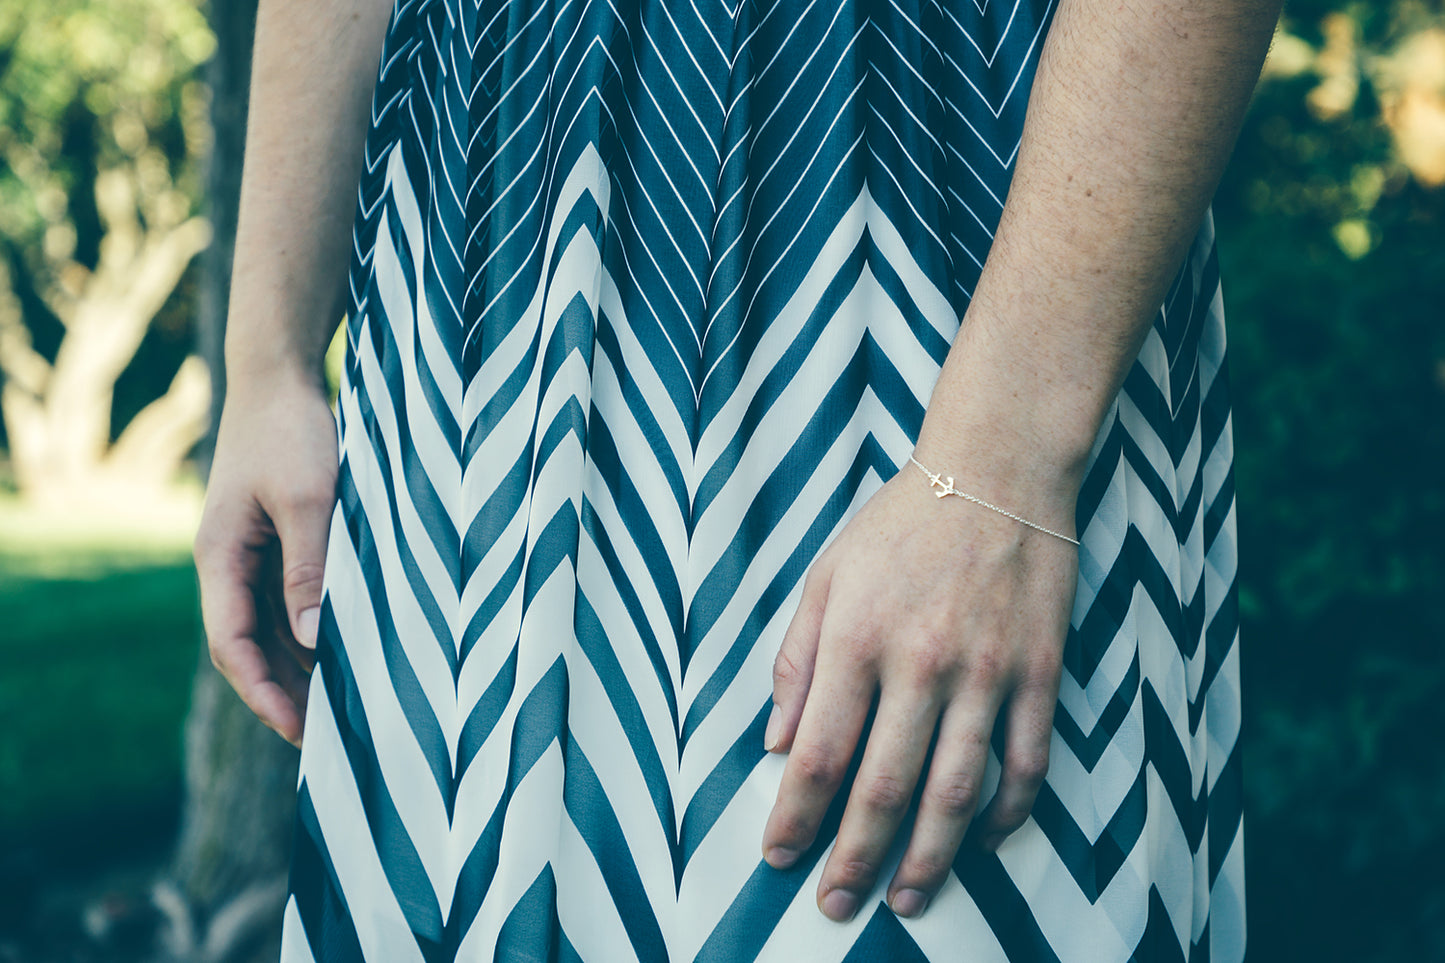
[278,0,1247,958]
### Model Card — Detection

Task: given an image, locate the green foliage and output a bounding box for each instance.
[0,0,214,452]
[1214,2,1445,958]
[0,551,199,868]
[0,0,213,250]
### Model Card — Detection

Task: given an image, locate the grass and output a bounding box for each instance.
[0,487,204,867]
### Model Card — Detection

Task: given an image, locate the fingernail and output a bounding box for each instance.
[821,888,858,922]
[763,704,782,751]
[890,888,928,918]
[764,846,799,869]
[298,606,320,648]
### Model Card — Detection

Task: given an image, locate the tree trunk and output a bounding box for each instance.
[163,3,300,961]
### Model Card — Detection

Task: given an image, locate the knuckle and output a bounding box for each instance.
[1009,750,1051,788]
[960,723,991,753]
[900,852,954,891]
[928,775,980,819]
[206,635,229,673]
[770,811,815,848]
[828,855,878,891]
[900,633,956,684]
[283,560,327,596]
[966,647,1007,687]
[792,747,845,790]
[829,622,876,664]
[861,773,913,815]
[772,646,804,688]
[277,477,337,515]
[989,807,1030,834]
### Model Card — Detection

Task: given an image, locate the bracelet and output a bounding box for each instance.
[907,455,1080,546]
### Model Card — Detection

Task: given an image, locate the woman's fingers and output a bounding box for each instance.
[761,623,875,870]
[224,629,306,747]
[195,497,307,746]
[260,542,320,675]
[973,673,1059,849]
[256,568,318,710]
[816,688,941,922]
[194,383,340,743]
[272,474,337,650]
[766,562,831,754]
[751,470,1076,924]
[196,553,304,745]
[885,687,1004,915]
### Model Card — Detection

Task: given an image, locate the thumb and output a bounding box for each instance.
[766,562,830,753]
[273,486,336,649]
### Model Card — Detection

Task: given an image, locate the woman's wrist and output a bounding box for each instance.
[911,416,1091,502]
[221,275,344,400]
[223,340,332,401]
[913,320,1109,508]
[907,422,1088,544]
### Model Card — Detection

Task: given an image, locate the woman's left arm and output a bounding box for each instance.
[760,0,1284,923]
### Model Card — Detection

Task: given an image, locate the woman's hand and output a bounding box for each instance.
[191,0,397,747]
[192,372,340,747]
[760,450,1080,922]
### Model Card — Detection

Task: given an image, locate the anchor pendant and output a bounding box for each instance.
[926,471,955,498]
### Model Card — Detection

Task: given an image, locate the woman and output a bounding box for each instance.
[193,0,1279,957]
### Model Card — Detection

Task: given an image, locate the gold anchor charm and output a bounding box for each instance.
[908,453,1082,545]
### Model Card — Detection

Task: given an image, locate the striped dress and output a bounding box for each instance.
[279,0,1247,959]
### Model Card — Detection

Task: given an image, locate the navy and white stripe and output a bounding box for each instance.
[281,0,1246,958]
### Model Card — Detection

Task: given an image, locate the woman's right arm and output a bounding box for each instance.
[192,0,396,747]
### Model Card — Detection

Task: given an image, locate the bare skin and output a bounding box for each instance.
[193,0,395,747]
[759,0,1283,924]
[194,0,1282,932]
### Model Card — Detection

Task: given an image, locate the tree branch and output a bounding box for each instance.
[104,353,211,485]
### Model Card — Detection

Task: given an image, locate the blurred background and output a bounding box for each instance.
[0,1,1440,961]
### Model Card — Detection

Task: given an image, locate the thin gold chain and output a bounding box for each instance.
[907,455,1080,547]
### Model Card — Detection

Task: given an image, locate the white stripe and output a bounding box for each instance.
[455,742,566,960]
[278,895,317,963]
[297,684,429,962]
[320,467,458,914]
[341,353,460,745]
